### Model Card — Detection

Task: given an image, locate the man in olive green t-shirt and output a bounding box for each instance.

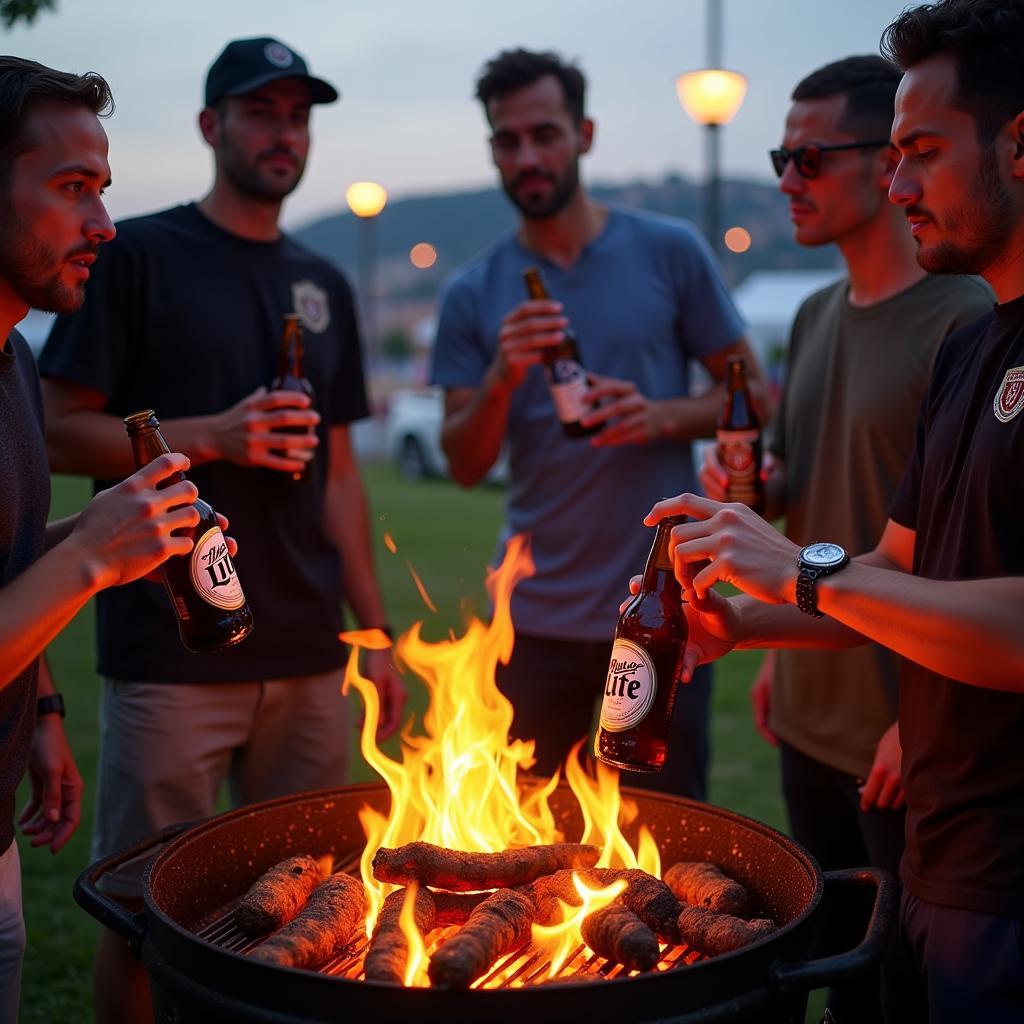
[702,56,991,1024]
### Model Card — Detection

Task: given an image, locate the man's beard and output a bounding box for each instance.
[503,161,580,220]
[0,202,89,314]
[219,137,307,204]
[914,146,1015,275]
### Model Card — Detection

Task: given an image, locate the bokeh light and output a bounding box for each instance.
[409,242,438,269]
[724,226,752,253]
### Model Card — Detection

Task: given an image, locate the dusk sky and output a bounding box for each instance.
[6,0,921,229]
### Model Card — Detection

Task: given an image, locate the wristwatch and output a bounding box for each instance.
[796,543,850,618]
[37,693,66,719]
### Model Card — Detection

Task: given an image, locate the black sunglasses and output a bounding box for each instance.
[769,141,891,179]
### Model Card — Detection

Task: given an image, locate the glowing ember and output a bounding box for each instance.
[341,533,656,983]
[384,532,398,554]
[405,559,439,613]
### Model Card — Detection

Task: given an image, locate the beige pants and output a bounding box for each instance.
[0,842,23,1024]
[92,672,349,898]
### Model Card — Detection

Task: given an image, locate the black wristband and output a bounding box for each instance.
[37,693,66,719]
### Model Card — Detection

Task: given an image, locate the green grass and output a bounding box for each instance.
[18,465,807,1022]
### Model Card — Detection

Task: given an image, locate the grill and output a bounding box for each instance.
[75,782,895,1024]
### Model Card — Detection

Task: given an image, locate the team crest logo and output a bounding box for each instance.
[291,279,331,334]
[993,365,1024,423]
[264,42,294,69]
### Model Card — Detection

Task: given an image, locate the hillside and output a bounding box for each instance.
[293,173,840,302]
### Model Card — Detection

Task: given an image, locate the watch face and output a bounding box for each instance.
[802,542,847,568]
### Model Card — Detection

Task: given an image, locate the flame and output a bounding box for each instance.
[342,533,659,981]
[384,532,398,554]
[531,873,628,977]
[405,559,439,613]
[399,884,429,988]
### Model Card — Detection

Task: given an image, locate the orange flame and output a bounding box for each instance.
[384,532,398,554]
[399,884,429,988]
[531,873,627,977]
[342,534,657,979]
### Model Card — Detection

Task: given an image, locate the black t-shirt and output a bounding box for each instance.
[0,331,50,852]
[40,204,370,683]
[889,296,1024,915]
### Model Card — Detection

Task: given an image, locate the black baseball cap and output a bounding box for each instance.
[204,36,339,107]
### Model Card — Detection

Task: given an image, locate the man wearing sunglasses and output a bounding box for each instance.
[702,54,989,1024]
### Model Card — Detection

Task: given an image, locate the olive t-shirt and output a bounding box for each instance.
[40,204,370,683]
[889,296,1024,914]
[769,274,992,777]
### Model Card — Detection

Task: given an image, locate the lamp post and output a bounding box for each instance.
[345,180,388,365]
[675,1,747,255]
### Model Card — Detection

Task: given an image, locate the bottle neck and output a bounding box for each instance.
[124,413,185,483]
[641,516,685,589]
[522,266,550,301]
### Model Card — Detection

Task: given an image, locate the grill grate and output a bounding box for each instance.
[194,867,705,988]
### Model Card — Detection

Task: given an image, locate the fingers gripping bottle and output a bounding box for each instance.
[596,515,687,772]
[522,265,600,438]
[124,410,254,653]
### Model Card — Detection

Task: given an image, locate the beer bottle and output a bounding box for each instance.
[595,515,688,772]
[521,266,600,438]
[269,313,317,482]
[716,357,764,514]
[124,410,254,653]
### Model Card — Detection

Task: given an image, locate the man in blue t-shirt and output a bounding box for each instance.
[431,49,762,797]
[39,38,405,1023]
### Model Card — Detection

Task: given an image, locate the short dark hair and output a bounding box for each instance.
[0,56,113,174]
[881,0,1024,143]
[792,55,901,141]
[475,48,586,125]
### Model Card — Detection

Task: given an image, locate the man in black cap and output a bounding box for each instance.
[39,37,405,1022]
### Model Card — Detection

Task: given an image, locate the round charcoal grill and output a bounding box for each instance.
[75,782,894,1024]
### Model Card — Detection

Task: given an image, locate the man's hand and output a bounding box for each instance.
[67,453,205,591]
[619,573,739,682]
[19,715,82,853]
[859,721,905,812]
[646,493,800,606]
[362,647,408,741]
[581,374,669,446]
[210,386,320,474]
[749,651,778,746]
[490,299,568,392]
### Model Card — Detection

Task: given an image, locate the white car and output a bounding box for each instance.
[385,387,507,483]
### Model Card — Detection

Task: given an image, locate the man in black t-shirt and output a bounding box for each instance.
[40,38,405,1024]
[635,3,1024,1021]
[0,59,218,1024]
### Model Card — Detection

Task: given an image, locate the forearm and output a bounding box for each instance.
[650,384,727,443]
[47,407,221,477]
[441,373,512,487]
[44,514,79,550]
[324,469,389,630]
[0,541,100,687]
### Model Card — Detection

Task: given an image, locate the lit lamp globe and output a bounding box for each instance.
[345,181,388,219]
[675,69,747,126]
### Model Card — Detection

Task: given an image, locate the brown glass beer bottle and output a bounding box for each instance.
[716,357,764,514]
[522,266,600,438]
[595,515,688,772]
[124,410,254,653]
[269,313,317,482]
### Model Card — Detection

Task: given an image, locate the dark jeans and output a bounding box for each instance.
[780,741,906,1024]
[495,632,711,800]
[884,890,1024,1024]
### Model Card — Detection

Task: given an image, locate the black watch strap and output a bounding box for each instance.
[37,693,66,719]
[795,568,826,619]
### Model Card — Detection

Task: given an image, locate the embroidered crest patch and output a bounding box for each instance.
[993,365,1024,424]
[264,42,294,69]
[290,279,330,334]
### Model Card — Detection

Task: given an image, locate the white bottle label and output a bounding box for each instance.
[549,358,588,423]
[599,638,657,732]
[190,527,245,611]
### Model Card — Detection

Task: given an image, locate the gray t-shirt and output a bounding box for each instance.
[769,273,992,778]
[431,206,744,641]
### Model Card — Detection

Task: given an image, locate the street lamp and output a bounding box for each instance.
[675,0,747,256]
[345,180,388,364]
[676,68,747,255]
